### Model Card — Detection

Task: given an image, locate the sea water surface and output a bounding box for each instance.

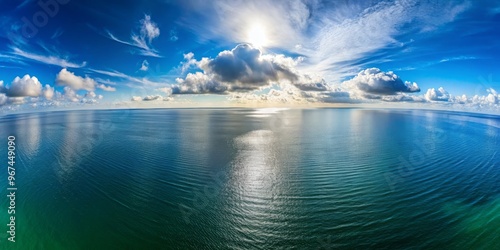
[0,108,499,249]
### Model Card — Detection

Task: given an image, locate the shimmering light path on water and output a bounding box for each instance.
[0,108,498,249]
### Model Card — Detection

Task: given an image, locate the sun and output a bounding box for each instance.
[246,23,268,48]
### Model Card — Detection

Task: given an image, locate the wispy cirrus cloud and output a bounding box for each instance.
[104,15,161,57]
[395,56,478,71]
[88,68,168,88]
[178,0,471,82]
[438,56,477,63]
[11,47,87,68]
[15,0,34,10]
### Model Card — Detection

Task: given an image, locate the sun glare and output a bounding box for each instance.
[246,23,268,48]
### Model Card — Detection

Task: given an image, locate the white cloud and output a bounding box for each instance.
[468,88,499,106]
[63,87,80,102]
[88,68,164,88]
[228,83,355,104]
[181,52,197,73]
[170,29,179,41]
[56,68,97,91]
[229,84,309,104]
[487,88,499,104]
[453,94,469,104]
[56,69,115,92]
[139,15,160,43]
[140,59,149,71]
[105,15,161,57]
[157,87,173,96]
[131,96,143,101]
[313,89,354,103]
[7,74,43,97]
[174,44,328,93]
[425,87,451,102]
[131,88,175,102]
[0,93,7,106]
[293,74,330,91]
[85,91,97,99]
[200,44,294,90]
[143,95,165,101]
[439,56,477,63]
[382,93,426,103]
[487,94,498,104]
[42,84,55,100]
[343,68,420,96]
[173,72,227,94]
[11,47,86,68]
[8,97,25,105]
[97,84,116,92]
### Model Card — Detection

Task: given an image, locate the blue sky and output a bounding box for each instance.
[1,0,500,112]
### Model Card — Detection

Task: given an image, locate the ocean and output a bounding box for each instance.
[0,108,499,249]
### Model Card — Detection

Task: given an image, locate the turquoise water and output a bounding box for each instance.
[0,108,499,249]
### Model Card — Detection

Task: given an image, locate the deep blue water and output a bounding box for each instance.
[0,108,499,249]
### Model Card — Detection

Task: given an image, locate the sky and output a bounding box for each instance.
[1,0,500,113]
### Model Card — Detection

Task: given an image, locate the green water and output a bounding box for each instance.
[0,108,498,249]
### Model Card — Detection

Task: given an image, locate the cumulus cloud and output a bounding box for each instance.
[0,93,7,106]
[63,87,80,102]
[85,91,97,99]
[343,68,420,95]
[130,94,171,102]
[425,87,451,102]
[131,96,143,101]
[173,72,227,94]
[42,84,55,100]
[56,69,97,91]
[97,84,116,92]
[486,89,499,104]
[314,89,354,103]
[486,94,497,104]
[230,85,308,104]
[229,84,353,104]
[453,94,469,104]
[201,44,298,90]
[6,75,43,97]
[294,75,330,91]
[157,87,173,96]
[174,44,328,94]
[56,68,115,92]
[143,95,165,101]
[8,97,25,105]
[469,88,499,105]
[382,94,426,102]
[80,91,103,103]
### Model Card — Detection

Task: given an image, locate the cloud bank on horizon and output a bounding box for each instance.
[0,0,500,113]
